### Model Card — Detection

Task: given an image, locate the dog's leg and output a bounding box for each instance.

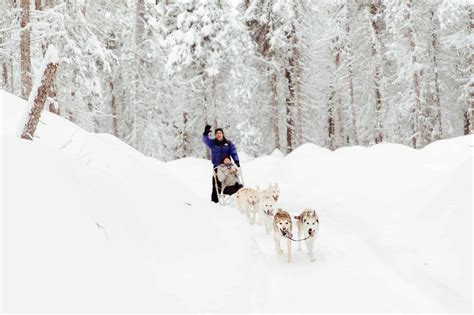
[246,204,253,224]
[257,208,263,226]
[252,206,257,224]
[306,238,315,262]
[287,238,292,263]
[237,195,244,213]
[274,235,283,255]
[297,224,302,251]
[235,195,241,211]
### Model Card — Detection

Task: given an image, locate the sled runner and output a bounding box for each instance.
[212,165,244,206]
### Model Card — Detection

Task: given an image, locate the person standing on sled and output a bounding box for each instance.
[202,125,243,203]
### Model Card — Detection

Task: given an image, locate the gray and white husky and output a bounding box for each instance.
[294,209,319,262]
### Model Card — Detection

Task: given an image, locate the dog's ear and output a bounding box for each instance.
[294,215,301,220]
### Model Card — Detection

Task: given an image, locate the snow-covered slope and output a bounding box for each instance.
[1,90,472,312]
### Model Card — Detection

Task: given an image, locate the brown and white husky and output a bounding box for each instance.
[273,209,292,263]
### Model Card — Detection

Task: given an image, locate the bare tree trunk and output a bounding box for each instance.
[293,39,302,147]
[464,7,473,135]
[285,66,295,153]
[285,22,299,154]
[20,0,32,99]
[182,111,189,157]
[328,26,343,151]
[328,78,341,150]
[81,0,87,16]
[21,62,58,140]
[34,0,41,10]
[369,1,383,144]
[328,89,336,151]
[110,81,118,137]
[430,8,443,140]
[406,0,424,148]
[136,0,145,59]
[345,6,358,145]
[271,72,280,150]
[202,80,211,160]
[2,62,8,90]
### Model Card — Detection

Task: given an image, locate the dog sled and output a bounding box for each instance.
[212,165,245,206]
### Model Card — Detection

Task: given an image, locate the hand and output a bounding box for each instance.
[204,124,212,135]
[235,161,240,168]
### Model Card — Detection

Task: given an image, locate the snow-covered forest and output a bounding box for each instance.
[1,0,473,160]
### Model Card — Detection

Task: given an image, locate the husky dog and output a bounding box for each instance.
[266,183,280,202]
[235,187,260,224]
[294,209,319,262]
[273,209,292,263]
[259,195,276,234]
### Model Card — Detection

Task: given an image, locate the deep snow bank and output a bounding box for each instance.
[1,90,472,312]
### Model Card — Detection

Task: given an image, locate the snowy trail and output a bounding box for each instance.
[167,159,449,312]
[2,91,471,312]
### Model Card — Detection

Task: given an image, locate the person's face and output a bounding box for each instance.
[216,131,224,141]
[223,158,231,165]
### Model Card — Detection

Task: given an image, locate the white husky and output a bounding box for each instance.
[273,209,292,263]
[235,187,260,224]
[294,209,319,262]
[265,182,280,202]
[259,195,276,234]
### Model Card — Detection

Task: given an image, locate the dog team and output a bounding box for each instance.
[235,183,319,263]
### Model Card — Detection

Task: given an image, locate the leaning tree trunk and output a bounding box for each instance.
[20,0,32,99]
[21,58,58,140]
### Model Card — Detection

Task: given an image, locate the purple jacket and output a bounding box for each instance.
[202,134,240,167]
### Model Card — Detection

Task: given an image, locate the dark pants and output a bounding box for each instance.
[212,171,243,203]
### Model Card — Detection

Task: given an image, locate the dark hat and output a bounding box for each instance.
[215,128,224,135]
[221,155,231,164]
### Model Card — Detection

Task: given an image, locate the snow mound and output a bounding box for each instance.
[1,91,472,312]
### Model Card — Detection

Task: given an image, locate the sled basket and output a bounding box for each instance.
[212,166,244,206]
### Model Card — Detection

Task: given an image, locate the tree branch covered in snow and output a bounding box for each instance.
[2,0,472,160]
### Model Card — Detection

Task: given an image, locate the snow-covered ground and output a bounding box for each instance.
[1,90,472,312]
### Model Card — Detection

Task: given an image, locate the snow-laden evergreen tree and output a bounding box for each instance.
[2,0,472,159]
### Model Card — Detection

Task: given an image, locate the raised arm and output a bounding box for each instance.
[202,134,213,148]
[202,125,213,148]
